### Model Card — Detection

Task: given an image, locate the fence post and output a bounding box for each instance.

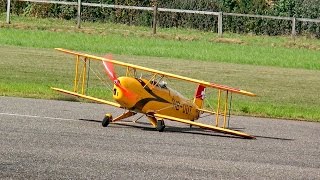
[152,1,158,34]
[291,17,296,39]
[77,0,81,28]
[218,12,223,37]
[6,0,11,24]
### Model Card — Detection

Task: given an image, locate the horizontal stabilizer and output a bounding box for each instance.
[51,87,121,108]
[154,113,255,139]
[198,108,216,115]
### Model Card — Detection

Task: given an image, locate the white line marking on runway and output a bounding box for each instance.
[0,112,75,121]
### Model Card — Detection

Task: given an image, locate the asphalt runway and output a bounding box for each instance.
[0,96,319,179]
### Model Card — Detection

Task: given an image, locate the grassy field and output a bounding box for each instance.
[1,15,320,121]
[1,15,320,70]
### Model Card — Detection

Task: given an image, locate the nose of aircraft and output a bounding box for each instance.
[112,77,137,108]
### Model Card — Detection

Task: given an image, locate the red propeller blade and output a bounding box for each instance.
[102,55,117,81]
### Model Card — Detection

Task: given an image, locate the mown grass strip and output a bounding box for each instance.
[1,46,319,121]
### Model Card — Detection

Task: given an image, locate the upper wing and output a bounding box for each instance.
[154,113,255,139]
[52,87,122,108]
[55,48,256,97]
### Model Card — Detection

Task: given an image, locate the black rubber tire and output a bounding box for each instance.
[102,115,111,127]
[156,120,165,132]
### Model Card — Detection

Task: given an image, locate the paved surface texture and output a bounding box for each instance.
[0,96,319,179]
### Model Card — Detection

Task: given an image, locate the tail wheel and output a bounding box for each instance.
[102,114,112,127]
[156,120,165,132]
[190,120,194,128]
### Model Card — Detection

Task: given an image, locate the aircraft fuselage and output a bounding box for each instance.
[113,77,200,120]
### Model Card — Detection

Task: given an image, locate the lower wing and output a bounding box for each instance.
[154,113,255,139]
[51,87,122,108]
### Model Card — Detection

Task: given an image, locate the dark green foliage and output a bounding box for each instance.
[5,0,320,37]
[295,0,320,37]
[157,0,220,31]
[0,0,5,13]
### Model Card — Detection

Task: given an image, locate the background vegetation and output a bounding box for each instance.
[1,0,320,37]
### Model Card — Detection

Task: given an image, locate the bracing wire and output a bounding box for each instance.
[86,62,113,89]
[86,60,91,94]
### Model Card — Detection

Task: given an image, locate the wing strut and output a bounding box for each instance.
[215,90,231,129]
[73,55,90,95]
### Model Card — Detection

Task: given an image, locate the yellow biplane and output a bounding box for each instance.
[52,48,256,139]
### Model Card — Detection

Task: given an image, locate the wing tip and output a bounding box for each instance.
[239,90,257,97]
[54,47,63,51]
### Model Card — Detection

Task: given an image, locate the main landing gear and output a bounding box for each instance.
[102,114,112,127]
[102,111,137,127]
[102,112,166,132]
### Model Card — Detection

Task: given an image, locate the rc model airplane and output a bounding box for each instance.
[52,48,256,139]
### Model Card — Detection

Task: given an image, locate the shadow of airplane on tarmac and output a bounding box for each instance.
[78,118,294,141]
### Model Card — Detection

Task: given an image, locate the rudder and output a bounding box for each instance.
[193,85,206,109]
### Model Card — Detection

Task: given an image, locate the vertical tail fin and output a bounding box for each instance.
[193,85,206,109]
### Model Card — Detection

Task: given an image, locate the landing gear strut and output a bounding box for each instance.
[156,120,165,132]
[102,114,112,127]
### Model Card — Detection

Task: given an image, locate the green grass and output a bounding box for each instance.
[1,15,320,70]
[1,15,320,122]
[1,28,320,70]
